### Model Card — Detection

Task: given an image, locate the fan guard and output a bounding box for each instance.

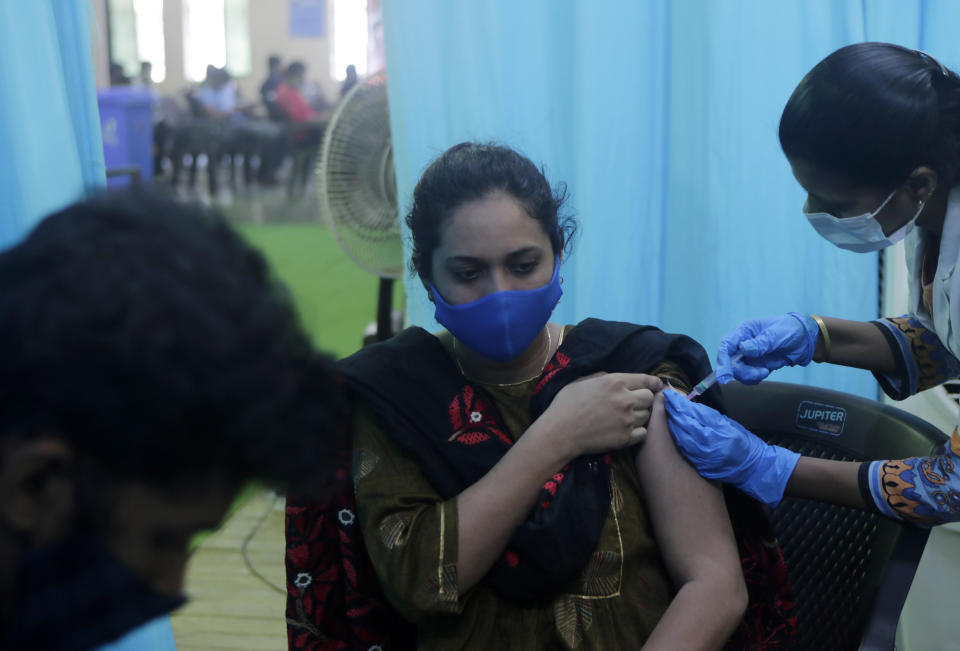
[318,70,402,279]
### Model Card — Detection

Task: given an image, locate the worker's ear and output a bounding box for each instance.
[906,167,938,205]
[0,437,75,545]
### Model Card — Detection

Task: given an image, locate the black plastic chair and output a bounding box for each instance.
[167,91,232,194]
[721,381,947,650]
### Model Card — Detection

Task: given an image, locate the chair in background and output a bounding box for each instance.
[168,91,229,195]
[285,123,323,198]
[262,94,326,197]
[722,381,947,650]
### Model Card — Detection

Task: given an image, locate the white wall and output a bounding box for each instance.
[90,0,111,89]
[245,0,338,101]
[91,0,339,102]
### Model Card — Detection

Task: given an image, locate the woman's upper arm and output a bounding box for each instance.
[634,392,741,587]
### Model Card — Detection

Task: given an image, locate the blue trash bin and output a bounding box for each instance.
[97,88,154,188]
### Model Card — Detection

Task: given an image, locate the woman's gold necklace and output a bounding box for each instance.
[453,326,554,387]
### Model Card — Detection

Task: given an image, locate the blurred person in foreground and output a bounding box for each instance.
[0,190,346,651]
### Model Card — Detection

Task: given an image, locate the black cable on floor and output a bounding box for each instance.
[240,491,286,595]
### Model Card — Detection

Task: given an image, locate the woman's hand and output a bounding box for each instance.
[453,371,659,592]
[538,372,663,458]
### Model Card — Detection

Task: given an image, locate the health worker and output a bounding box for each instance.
[664,42,960,527]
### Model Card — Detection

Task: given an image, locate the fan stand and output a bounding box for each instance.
[375,277,394,342]
[317,70,401,348]
[362,277,397,346]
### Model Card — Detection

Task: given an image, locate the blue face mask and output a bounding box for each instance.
[431,257,563,362]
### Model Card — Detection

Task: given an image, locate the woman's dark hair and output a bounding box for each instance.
[405,142,577,281]
[0,189,346,489]
[779,42,960,188]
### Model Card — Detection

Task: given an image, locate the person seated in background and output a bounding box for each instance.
[197,66,244,121]
[0,190,346,651]
[340,64,358,98]
[132,60,169,176]
[275,61,326,134]
[109,62,131,86]
[272,61,327,193]
[136,61,154,88]
[262,57,332,122]
[260,54,284,118]
[285,143,797,650]
[195,66,285,186]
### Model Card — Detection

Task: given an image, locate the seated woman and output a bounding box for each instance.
[323,142,792,650]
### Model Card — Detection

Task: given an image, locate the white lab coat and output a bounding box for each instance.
[904,185,960,362]
[898,185,960,650]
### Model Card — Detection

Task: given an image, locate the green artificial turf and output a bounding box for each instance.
[191,222,404,545]
[235,222,404,360]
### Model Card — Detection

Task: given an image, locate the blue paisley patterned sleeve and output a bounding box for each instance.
[871,315,960,399]
[860,428,960,526]
[858,315,960,525]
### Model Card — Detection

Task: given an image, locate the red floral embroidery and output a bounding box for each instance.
[724,525,798,650]
[448,385,511,447]
[285,449,415,650]
[533,351,571,394]
[455,431,494,445]
[538,469,570,510]
[504,550,520,567]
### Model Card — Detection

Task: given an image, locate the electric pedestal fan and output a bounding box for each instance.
[317,70,403,343]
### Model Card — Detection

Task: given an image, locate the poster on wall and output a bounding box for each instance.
[291,0,325,37]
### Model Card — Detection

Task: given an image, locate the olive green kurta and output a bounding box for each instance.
[353,329,688,650]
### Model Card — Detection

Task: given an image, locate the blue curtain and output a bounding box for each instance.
[382,0,960,398]
[0,0,105,250]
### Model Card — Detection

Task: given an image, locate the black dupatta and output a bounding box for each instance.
[337,318,721,602]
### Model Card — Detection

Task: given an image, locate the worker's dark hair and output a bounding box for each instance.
[0,189,346,488]
[780,42,960,188]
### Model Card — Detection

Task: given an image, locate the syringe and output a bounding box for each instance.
[686,352,744,400]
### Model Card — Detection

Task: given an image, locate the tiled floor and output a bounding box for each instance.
[171,491,288,650]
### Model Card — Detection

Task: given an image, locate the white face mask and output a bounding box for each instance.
[803,188,924,253]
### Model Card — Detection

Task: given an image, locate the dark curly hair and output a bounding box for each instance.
[780,42,960,189]
[405,142,578,282]
[0,189,345,489]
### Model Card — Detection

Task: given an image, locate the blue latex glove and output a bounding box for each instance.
[662,390,801,508]
[715,312,819,385]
